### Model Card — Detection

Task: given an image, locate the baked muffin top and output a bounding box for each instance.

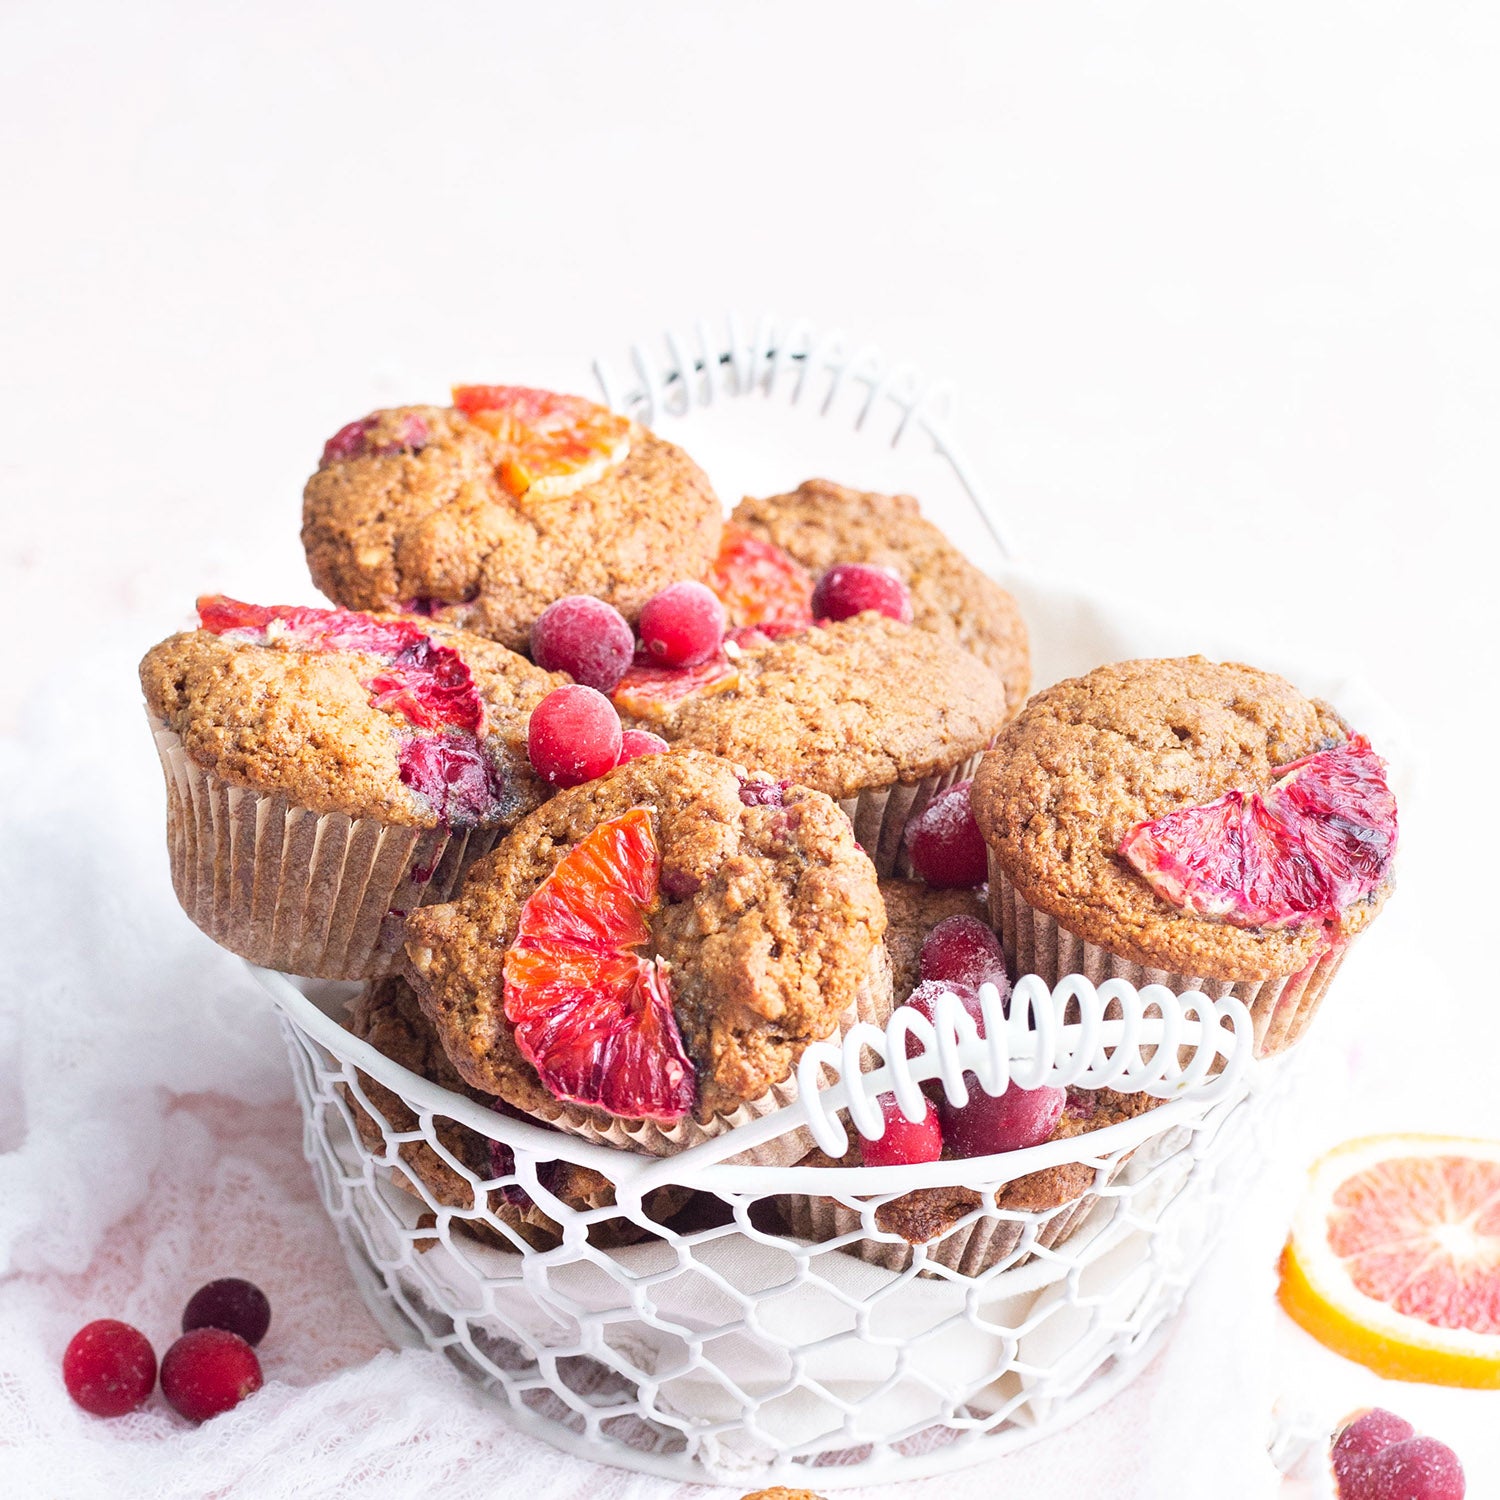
[971,656,1387,980]
[620,616,1008,801]
[140,597,562,829]
[301,393,722,652]
[403,748,888,1127]
[731,479,1030,713]
[877,878,990,1001]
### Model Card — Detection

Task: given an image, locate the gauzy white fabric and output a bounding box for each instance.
[0,571,1433,1500]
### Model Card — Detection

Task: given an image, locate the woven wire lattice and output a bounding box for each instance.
[262,320,1289,1485]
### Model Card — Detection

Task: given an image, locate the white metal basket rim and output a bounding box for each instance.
[251,963,1262,1195]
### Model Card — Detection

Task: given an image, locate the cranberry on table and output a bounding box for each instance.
[1332,1408,1465,1500]
[811,562,913,625]
[904,780,988,889]
[62,1319,157,1417]
[617,728,670,764]
[527,684,623,787]
[160,1328,263,1423]
[529,595,636,693]
[182,1277,271,1348]
[860,1092,944,1167]
[940,1082,1065,1158]
[637,581,726,668]
[919,914,1008,992]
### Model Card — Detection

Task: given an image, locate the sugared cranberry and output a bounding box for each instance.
[527,685,623,787]
[905,780,988,889]
[530,596,636,693]
[901,977,984,1059]
[811,563,913,625]
[940,1083,1065,1158]
[320,416,377,467]
[617,728,670,764]
[182,1279,271,1348]
[62,1320,157,1417]
[159,1328,263,1423]
[637,581,726,668]
[1335,1410,1418,1475]
[920,915,1008,992]
[860,1093,943,1167]
[1349,1438,1466,1500]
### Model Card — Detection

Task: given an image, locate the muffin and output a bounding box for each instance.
[878,878,990,1000]
[403,748,892,1167]
[777,1087,1157,1276]
[615,615,1009,876]
[345,976,690,1251]
[301,386,722,652]
[140,595,563,979]
[725,479,1031,713]
[972,657,1399,1055]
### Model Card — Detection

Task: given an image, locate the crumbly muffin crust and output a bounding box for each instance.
[624,616,1008,802]
[972,656,1383,980]
[405,749,889,1124]
[345,977,671,1250]
[878,878,990,1000]
[139,618,562,826]
[732,479,1030,712]
[303,405,723,651]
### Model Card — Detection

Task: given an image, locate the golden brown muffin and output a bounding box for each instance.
[302,398,722,652]
[731,479,1030,712]
[404,749,890,1162]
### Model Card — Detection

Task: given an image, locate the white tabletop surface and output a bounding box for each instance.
[2,3,1497,1495]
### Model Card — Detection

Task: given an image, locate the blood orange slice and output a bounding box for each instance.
[502,808,696,1122]
[609,627,771,722]
[1119,737,1397,929]
[452,384,631,501]
[1279,1134,1500,1388]
[705,523,815,631]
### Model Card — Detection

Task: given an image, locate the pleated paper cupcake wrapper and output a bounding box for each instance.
[987,855,1352,1058]
[775,1184,1101,1277]
[149,714,500,981]
[514,947,895,1170]
[839,751,984,878]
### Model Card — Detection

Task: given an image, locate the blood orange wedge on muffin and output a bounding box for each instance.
[704,523,815,632]
[609,626,773,722]
[1279,1134,1500,1388]
[403,749,892,1166]
[503,808,695,1121]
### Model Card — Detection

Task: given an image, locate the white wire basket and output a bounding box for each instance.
[258,320,1294,1487]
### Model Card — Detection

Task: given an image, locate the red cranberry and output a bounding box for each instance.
[905,780,988,889]
[1352,1438,1466,1500]
[860,1093,943,1166]
[530,595,636,693]
[637,581,726,668]
[940,1083,1065,1158]
[527,685,622,787]
[1335,1410,1417,1478]
[919,915,1008,992]
[901,977,984,1059]
[182,1278,271,1348]
[738,777,787,808]
[159,1328,263,1423]
[811,562,913,624]
[617,728,670,764]
[62,1320,157,1417]
[320,416,377,466]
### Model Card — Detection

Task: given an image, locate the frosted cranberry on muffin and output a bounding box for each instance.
[139,595,563,978]
[403,749,892,1167]
[721,479,1030,712]
[302,385,722,652]
[614,615,1008,876]
[972,657,1398,1054]
[345,976,690,1251]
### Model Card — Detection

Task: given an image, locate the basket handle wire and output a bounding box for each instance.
[592,314,1017,560]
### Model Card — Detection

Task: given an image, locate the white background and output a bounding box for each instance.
[2,2,1498,1495]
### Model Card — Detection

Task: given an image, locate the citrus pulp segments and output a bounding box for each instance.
[1279,1133,1500,1388]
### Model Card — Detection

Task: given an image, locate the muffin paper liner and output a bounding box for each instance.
[840,751,984,878]
[149,714,500,980]
[514,946,895,1169]
[774,1181,1103,1277]
[987,856,1352,1058]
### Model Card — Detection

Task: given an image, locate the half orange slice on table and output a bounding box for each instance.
[1278,1134,1500,1387]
